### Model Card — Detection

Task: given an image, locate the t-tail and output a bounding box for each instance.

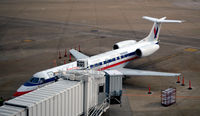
[142,16,183,43]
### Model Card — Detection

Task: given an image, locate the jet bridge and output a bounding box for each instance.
[0,69,123,116]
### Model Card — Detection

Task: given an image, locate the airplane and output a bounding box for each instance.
[13,16,182,97]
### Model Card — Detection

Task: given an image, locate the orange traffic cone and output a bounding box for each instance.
[79,45,81,52]
[64,60,66,64]
[69,53,72,61]
[64,49,67,57]
[58,51,61,59]
[188,80,192,90]
[181,76,185,86]
[148,85,152,94]
[176,76,180,83]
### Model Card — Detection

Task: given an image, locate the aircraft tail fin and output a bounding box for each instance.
[143,16,183,42]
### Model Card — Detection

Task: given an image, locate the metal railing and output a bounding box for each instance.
[88,98,110,116]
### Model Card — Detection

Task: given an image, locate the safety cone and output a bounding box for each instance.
[188,80,192,90]
[58,51,61,59]
[176,76,180,83]
[148,85,152,94]
[64,49,67,57]
[69,53,72,61]
[79,45,81,52]
[181,76,185,86]
[64,60,66,64]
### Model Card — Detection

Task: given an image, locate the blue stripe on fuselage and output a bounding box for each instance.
[24,77,56,86]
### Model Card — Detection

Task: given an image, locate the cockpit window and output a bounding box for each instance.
[29,77,40,84]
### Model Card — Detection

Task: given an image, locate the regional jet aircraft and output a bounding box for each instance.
[13,16,182,96]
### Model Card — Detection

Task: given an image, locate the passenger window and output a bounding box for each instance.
[112,58,115,61]
[117,57,120,60]
[130,52,135,56]
[104,61,107,64]
[90,65,94,68]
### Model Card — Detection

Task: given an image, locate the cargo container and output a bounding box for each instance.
[161,88,176,106]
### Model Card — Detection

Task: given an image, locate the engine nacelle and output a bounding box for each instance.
[113,40,137,50]
[135,44,159,57]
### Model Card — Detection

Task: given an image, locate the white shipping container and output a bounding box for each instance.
[4,80,84,116]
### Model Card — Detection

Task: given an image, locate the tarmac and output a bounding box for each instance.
[0,0,200,116]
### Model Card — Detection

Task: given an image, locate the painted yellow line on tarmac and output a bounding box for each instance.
[184,48,198,52]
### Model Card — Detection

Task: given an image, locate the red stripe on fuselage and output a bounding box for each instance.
[13,90,34,97]
[98,56,139,71]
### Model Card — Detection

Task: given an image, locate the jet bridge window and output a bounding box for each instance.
[99,85,104,93]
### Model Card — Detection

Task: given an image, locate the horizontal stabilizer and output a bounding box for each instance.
[106,68,181,77]
[143,16,183,23]
[69,49,89,60]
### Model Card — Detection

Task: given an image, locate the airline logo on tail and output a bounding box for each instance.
[154,26,158,39]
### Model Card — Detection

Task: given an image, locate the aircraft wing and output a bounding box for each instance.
[105,68,181,77]
[69,49,89,59]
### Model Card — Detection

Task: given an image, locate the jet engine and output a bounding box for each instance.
[113,40,137,50]
[135,44,159,57]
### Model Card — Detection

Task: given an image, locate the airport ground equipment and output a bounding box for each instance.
[60,70,109,116]
[161,88,176,106]
[3,80,84,116]
[104,70,123,104]
[0,69,124,116]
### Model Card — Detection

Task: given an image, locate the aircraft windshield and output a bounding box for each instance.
[29,77,40,84]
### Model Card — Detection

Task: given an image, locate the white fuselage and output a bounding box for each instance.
[14,15,182,97]
[13,41,159,97]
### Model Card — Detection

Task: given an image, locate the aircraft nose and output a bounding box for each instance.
[13,90,32,97]
[13,85,36,97]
